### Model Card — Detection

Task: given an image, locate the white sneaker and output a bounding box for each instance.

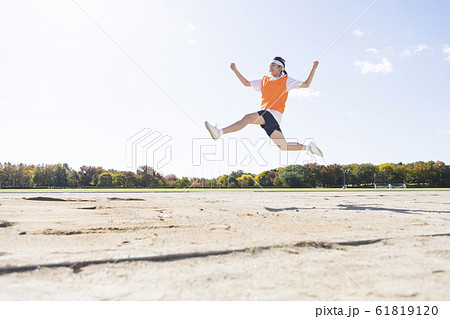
[307,141,323,157]
[205,121,221,140]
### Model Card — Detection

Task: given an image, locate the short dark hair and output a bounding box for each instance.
[273,56,287,76]
[273,56,286,68]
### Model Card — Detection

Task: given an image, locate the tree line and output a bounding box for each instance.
[0,161,449,189]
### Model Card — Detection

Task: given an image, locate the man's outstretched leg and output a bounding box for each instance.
[205,112,265,140]
[270,130,323,157]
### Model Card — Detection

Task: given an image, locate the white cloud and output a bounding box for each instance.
[289,89,321,100]
[401,44,433,57]
[415,44,433,52]
[365,48,379,54]
[442,44,450,62]
[176,14,197,45]
[354,58,392,74]
[401,49,412,57]
[353,29,366,37]
[346,112,356,116]
[177,14,196,31]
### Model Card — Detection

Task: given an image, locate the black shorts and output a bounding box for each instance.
[257,110,282,137]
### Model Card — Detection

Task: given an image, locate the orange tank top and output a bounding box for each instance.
[260,75,289,114]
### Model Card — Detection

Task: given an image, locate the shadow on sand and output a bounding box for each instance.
[263,204,450,215]
[1,233,448,276]
[336,204,450,215]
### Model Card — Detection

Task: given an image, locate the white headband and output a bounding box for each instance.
[271,60,284,69]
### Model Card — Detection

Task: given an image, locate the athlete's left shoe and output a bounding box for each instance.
[307,141,323,157]
[205,121,221,140]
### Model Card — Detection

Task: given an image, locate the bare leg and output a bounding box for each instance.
[270,130,307,151]
[222,112,265,135]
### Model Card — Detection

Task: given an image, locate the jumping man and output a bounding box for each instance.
[205,57,323,157]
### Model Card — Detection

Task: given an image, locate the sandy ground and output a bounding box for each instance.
[0,190,449,300]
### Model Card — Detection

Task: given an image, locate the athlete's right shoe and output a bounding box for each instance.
[205,121,221,140]
[307,141,323,157]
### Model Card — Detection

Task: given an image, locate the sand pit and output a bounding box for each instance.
[0,190,449,300]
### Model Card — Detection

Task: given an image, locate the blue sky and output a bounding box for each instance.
[1,0,449,178]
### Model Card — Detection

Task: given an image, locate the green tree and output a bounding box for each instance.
[302,163,320,188]
[79,166,104,187]
[227,171,241,187]
[273,172,283,186]
[345,164,361,186]
[411,161,431,185]
[393,163,407,182]
[54,163,69,187]
[0,163,34,188]
[164,174,178,187]
[1,163,16,187]
[378,163,404,183]
[136,165,157,187]
[353,163,378,186]
[97,173,113,187]
[430,161,450,186]
[255,170,277,186]
[33,164,55,187]
[318,164,342,187]
[154,172,165,186]
[237,174,255,187]
[217,174,237,187]
[68,169,80,187]
[217,175,228,187]
[113,174,127,187]
[279,170,304,187]
[124,171,138,187]
[15,163,34,188]
[176,176,190,188]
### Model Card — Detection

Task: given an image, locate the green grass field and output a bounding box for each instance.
[1,188,449,193]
